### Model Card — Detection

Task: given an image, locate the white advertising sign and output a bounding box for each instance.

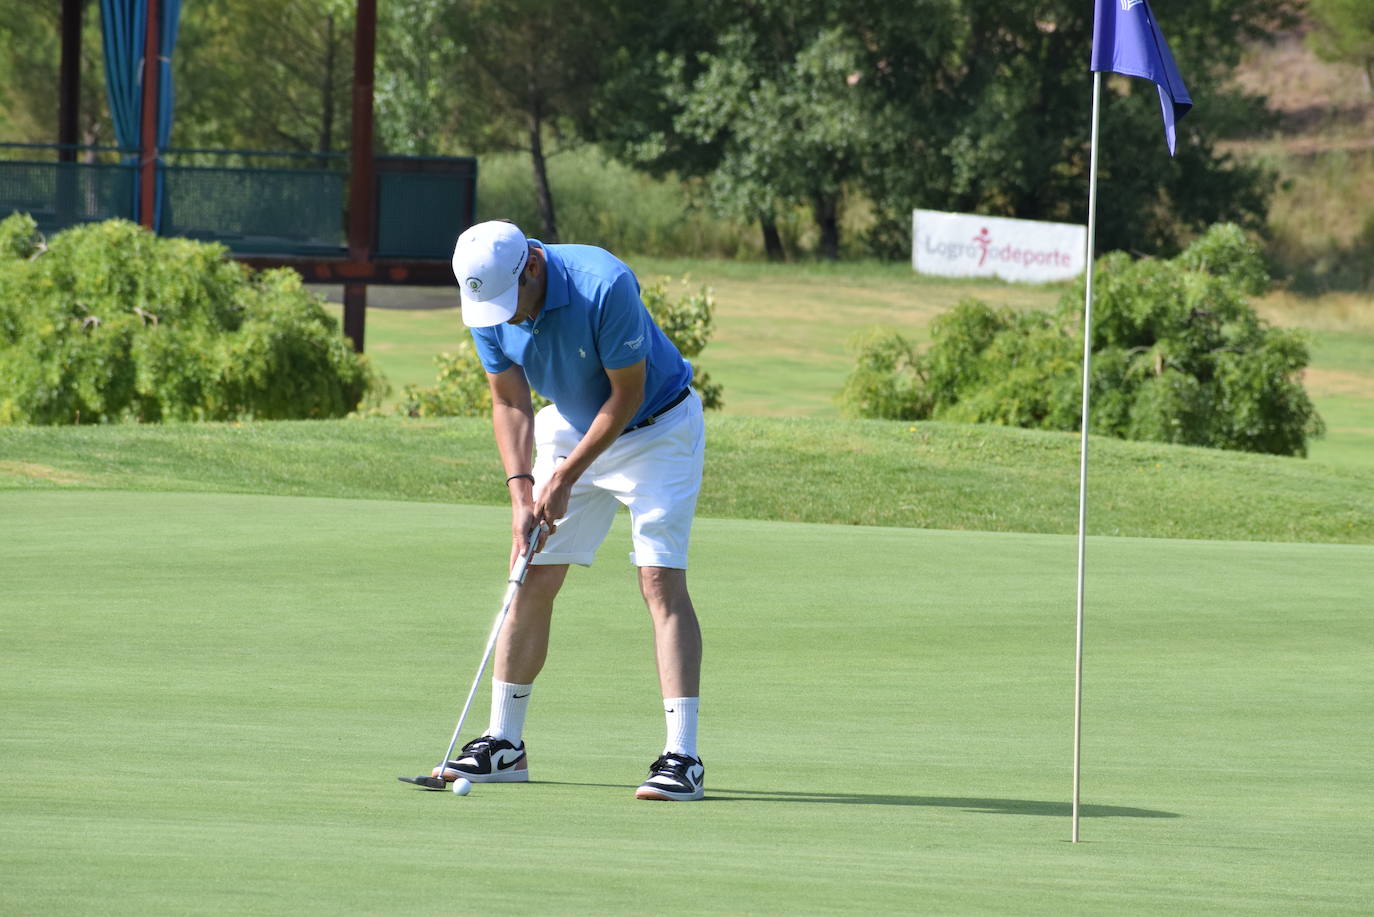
[912,209,1087,283]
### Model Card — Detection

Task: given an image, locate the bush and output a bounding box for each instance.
[400,275,723,417]
[0,215,385,424]
[838,224,1325,457]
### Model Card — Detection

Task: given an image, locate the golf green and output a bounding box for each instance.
[3,491,1370,914]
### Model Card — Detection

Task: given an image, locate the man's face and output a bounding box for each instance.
[506,249,539,324]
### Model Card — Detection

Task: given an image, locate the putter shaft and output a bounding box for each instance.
[433,525,546,778]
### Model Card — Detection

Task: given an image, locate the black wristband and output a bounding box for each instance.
[505,473,535,486]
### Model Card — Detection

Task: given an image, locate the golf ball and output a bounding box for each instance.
[452,778,472,796]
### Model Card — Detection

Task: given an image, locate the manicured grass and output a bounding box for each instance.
[3,416,1372,544]
[2,491,1370,914]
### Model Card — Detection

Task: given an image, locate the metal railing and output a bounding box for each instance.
[0,143,138,234]
[1,143,476,261]
[161,148,348,256]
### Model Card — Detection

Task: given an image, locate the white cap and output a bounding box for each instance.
[452,221,530,327]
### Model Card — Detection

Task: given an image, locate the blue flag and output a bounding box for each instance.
[1091,0,1192,155]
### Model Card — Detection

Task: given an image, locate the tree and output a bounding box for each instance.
[586,0,1291,261]
[668,22,904,260]
[434,0,612,241]
[852,0,1296,258]
[1308,0,1374,92]
[622,0,941,261]
[174,0,355,155]
[0,0,112,149]
[374,0,465,156]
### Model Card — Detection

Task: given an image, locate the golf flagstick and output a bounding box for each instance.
[1080,0,1191,841]
[399,523,547,790]
[1072,70,1102,844]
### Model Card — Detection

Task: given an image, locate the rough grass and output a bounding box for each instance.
[317,256,1374,468]
[2,416,1371,545]
[1227,29,1374,290]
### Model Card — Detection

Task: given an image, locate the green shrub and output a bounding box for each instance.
[0,215,384,424]
[838,223,1325,457]
[400,275,723,417]
[397,340,528,419]
[836,328,928,421]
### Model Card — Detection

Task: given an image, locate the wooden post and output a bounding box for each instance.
[344,0,377,353]
[59,0,82,161]
[58,0,83,225]
[139,0,161,230]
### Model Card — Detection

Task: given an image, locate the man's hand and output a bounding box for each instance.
[502,360,647,568]
[533,473,571,538]
[510,508,550,571]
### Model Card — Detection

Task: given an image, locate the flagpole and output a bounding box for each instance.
[1072,70,1103,845]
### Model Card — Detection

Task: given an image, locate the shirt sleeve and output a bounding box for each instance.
[470,327,513,374]
[595,272,651,370]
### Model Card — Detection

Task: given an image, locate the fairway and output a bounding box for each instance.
[4,491,1371,914]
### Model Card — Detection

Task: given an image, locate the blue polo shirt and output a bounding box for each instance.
[470,241,693,434]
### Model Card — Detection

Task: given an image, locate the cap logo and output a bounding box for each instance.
[467,277,483,293]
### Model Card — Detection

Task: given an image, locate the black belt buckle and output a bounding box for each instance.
[623,387,690,436]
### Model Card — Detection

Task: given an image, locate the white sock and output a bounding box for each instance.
[487,680,533,744]
[662,697,699,759]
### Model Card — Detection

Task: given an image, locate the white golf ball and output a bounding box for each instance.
[452,778,472,796]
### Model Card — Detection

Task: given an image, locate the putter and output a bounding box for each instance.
[398,522,548,791]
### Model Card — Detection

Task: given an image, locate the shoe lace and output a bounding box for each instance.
[650,753,698,775]
[460,736,501,756]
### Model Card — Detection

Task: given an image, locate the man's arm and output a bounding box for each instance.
[534,359,646,531]
[487,365,540,556]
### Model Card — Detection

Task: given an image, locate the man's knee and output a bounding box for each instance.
[519,563,569,606]
[638,566,693,615]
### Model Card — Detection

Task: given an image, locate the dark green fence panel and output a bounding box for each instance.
[160,165,346,255]
[374,156,477,259]
[3,146,476,263]
[0,160,136,234]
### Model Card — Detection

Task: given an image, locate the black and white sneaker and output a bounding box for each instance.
[635,752,704,801]
[431,735,529,783]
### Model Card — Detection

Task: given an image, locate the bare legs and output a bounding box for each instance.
[492,563,701,696]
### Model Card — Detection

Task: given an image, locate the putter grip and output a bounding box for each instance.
[508,523,548,585]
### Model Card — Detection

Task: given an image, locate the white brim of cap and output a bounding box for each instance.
[460,283,519,327]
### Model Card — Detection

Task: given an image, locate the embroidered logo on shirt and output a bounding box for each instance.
[579,347,587,359]
[624,334,645,351]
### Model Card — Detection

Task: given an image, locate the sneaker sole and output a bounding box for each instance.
[634,785,704,801]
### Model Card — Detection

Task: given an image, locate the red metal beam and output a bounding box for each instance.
[237,257,455,286]
[139,0,161,229]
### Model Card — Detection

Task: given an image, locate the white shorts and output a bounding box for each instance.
[531,389,705,569]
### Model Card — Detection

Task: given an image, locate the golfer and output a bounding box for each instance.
[435,220,706,801]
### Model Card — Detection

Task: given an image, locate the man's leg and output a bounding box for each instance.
[494,562,569,685]
[638,566,701,699]
[635,566,705,801]
[435,563,569,784]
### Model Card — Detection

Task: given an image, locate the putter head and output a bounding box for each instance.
[398,775,446,790]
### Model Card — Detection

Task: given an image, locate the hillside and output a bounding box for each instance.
[2,416,1370,545]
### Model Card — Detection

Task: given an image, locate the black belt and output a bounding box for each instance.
[622,387,691,435]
